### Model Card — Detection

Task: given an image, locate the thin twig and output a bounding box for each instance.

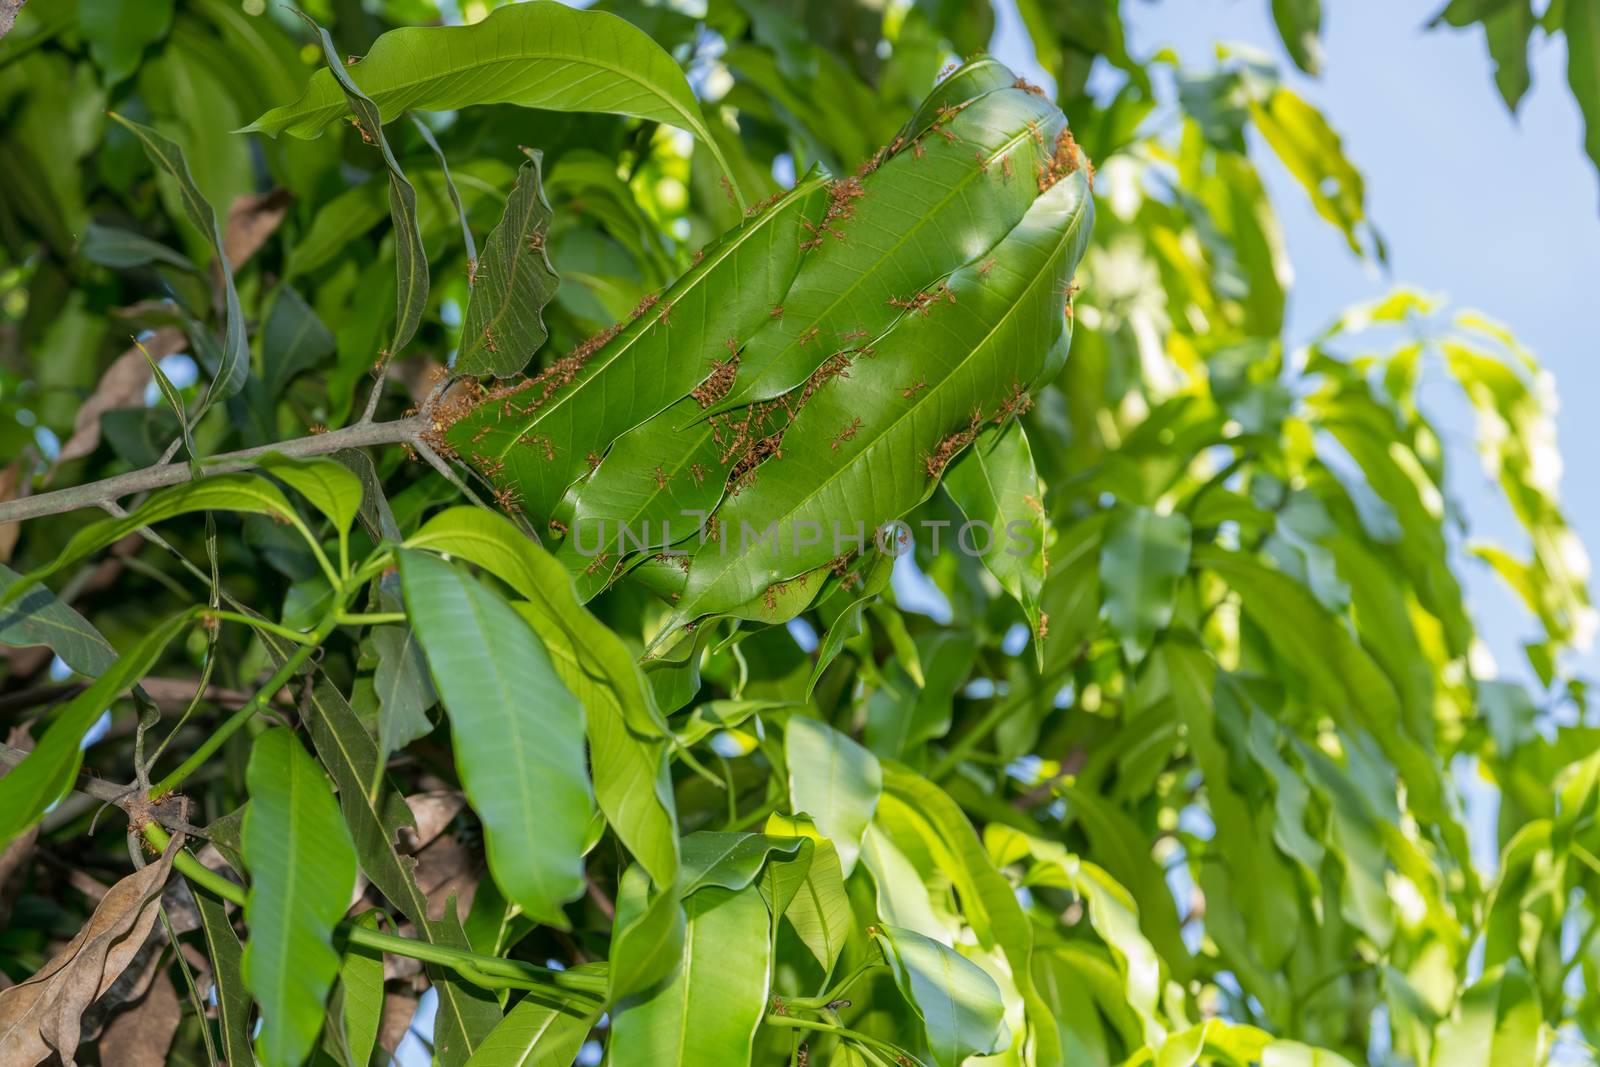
[0,415,429,524]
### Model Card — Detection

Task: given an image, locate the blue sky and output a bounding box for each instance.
[993,0,1600,686]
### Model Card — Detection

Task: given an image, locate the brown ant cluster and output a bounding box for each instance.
[830,416,862,451]
[718,351,855,492]
[888,283,956,317]
[799,177,866,250]
[1014,76,1046,96]
[922,408,985,479]
[1036,128,1084,193]
[691,352,741,409]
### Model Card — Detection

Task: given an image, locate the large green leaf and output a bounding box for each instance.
[1270,0,1323,74]
[337,912,384,1067]
[284,665,500,1063]
[256,453,363,535]
[242,728,359,1067]
[1568,0,1600,178]
[399,549,593,927]
[248,1,747,204]
[875,925,1008,1067]
[609,885,772,1067]
[671,149,1093,621]
[455,152,559,378]
[450,172,827,529]
[609,863,688,1002]
[195,893,254,1067]
[0,563,116,676]
[0,610,193,847]
[464,986,603,1066]
[785,715,881,875]
[764,814,852,972]
[679,831,807,894]
[1099,505,1191,662]
[404,508,678,886]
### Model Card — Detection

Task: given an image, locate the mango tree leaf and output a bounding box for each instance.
[786,716,881,875]
[1248,88,1377,259]
[1100,505,1191,663]
[764,814,852,971]
[1270,0,1323,75]
[2,474,297,609]
[81,0,173,84]
[1568,0,1600,179]
[455,152,559,378]
[609,885,772,1067]
[679,831,807,894]
[337,912,384,1067]
[0,562,117,676]
[79,222,194,271]
[283,662,500,1064]
[874,925,1008,1067]
[404,507,678,887]
[399,549,594,927]
[464,983,603,1066]
[672,141,1093,621]
[371,625,436,767]
[195,893,254,1067]
[0,609,194,847]
[242,728,359,1067]
[450,173,828,530]
[0,841,178,1064]
[107,114,248,406]
[256,454,363,534]
[261,285,335,398]
[942,418,1050,665]
[1262,1040,1362,1067]
[248,1,749,206]
[295,12,428,359]
[609,863,687,1002]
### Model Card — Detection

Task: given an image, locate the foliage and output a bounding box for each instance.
[0,2,1595,1066]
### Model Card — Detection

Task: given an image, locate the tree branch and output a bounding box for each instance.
[0,415,430,525]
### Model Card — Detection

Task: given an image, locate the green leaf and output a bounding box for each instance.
[609,885,772,1067]
[107,114,248,405]
[672,139,1093,621]
[1270,0,1324,75]
[195,892,254,1067]
[1249,88,1376,259]
[249,1,748,206]
[679,831,808,894]
[81,0,173,85]
[286,181,388,278]
[79,222,194,271]
[609,863,687,1002]
[370,625,436,765]
[295,13,429,360]
[1567,0,1600,180]
[455,152,559,378]
[451,173,827,530]
[1100,505,1191,662]
[464,985,602,1066]
[399,549,594,927]
[0,610,193,847]
[404,507,678,886]
[1262,1040,1362,1067]
[261,285,335,399]
[785,716,881,875]
[280,667,501,1064]
[337,912,384,1067]
[0,563,117,676]
[242,728,359,1067]
[874,925,1008,1067]
[2,474,296,610]
[256,454,363,535]
[765,814,852,971]
[1483,1,1537,111]
[943,419,1050,664]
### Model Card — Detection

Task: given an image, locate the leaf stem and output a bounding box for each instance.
[786,960,886,1010]
[205,610,320,645]
[762,1015,925,1066]
[335,611,409,626]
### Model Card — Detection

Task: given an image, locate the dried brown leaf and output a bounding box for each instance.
[0,838,178,1065]
[378,992,419,1055]
[223,189,291,270]
[97,971,180,1067]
